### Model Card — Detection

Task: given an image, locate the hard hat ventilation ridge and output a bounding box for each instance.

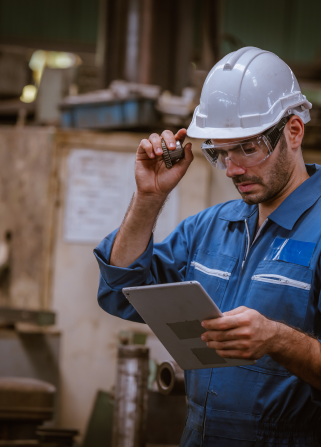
[223,46,259,70]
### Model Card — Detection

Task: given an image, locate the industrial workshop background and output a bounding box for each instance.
[0,0,320,446]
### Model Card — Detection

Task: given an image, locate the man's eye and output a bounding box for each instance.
[243,146,257,155]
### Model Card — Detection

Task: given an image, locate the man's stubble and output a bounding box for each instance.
[233,135,292,205]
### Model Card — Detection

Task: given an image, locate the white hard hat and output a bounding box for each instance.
[187,47,312,140]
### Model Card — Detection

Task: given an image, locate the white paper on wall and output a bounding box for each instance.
[64,149,179,244]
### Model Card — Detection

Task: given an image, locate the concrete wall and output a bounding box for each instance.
[0,126,56,309]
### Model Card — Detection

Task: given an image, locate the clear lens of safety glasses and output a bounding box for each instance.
[201,115,292,169]
[201,135,273,170]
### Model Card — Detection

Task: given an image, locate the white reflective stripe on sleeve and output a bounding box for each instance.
[190,261,231,280]
[251,274,311,290]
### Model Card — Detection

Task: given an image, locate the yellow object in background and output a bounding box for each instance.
[19,50,81,104]
[20,85,37,103]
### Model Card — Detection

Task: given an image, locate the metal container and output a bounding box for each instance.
[60,98,158,130]
[0,377,55,441]
[112,345,149,447]
[156,361,185,395]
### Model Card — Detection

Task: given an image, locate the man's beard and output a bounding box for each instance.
[232,137,292,205]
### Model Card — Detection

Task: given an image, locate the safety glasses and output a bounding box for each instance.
[201,116,291,169]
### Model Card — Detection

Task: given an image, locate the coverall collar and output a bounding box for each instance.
[220,164,321,230]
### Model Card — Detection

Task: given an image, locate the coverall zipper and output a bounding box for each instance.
[242,218,268,269]
[252,274,311,290]
[191,261,231,280]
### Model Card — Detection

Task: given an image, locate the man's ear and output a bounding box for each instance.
[286,115,304,149]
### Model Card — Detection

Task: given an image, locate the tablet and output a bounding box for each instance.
[122,281,256,370]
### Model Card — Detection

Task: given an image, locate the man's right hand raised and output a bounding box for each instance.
[135,128,193,199]
[110,128,193,268]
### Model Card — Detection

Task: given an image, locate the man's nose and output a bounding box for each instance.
[225,158,246,178]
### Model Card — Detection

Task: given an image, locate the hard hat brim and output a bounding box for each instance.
[187,103,311,141]
[186,119,271,140]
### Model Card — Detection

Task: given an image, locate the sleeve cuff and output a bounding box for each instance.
[93,229,154,290]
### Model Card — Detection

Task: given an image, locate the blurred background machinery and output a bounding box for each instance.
[112,345,149,447]
[0,0,320,446]
[0,376,79,446]
[156,361,185,396]
[0,0,319,139]
[0,377,55,443]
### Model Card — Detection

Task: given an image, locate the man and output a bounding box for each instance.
[94,47,321,446]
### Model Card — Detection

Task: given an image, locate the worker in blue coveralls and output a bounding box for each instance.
[94,47,321,446]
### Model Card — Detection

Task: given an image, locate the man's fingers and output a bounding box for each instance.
[223,306,248,317]
[174,128,187,144]
[202,315,239,331]
[169,142,193,173]
[140,129,188,160]
[202,308,255,330]
[149,133,163,156]
[206,335,255,359]
[138,129,192,172]
[138,138,155,159]
[202,326,253,343]
[202,328,239,342]
[183,143,193,163]
[161,130,177,151]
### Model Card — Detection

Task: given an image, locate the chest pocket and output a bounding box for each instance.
[245,259,312,375]
[188,250,237,308]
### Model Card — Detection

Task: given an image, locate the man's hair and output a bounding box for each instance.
[279,132,287,153]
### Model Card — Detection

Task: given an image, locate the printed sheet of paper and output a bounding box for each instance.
[64,149,179,244]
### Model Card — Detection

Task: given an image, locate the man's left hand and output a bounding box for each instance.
[201,306,279,360]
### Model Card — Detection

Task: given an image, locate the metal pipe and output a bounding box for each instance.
[156,361,185,396]
[112,345,149,447]
[124,0,140,83]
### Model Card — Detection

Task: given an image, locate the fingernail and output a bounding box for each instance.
[201,336,206,341]
[156,148,162,154]
[201,322,205,327]
[169,143,175,148]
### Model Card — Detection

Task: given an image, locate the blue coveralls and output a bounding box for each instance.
[94,164,321,446]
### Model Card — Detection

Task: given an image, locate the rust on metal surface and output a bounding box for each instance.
[112,345,149,447]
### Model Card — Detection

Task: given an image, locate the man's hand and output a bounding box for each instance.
[201,306,321,390]
[201,306,279,360]
[136,128,193,198]
[110,128,193,268]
